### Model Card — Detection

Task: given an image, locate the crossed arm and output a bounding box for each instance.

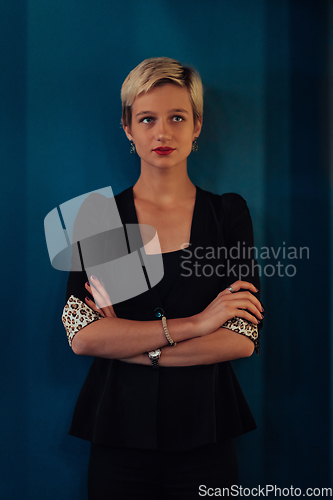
[68,276,263,366]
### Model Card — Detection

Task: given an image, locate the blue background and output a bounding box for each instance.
[1,0,332,497]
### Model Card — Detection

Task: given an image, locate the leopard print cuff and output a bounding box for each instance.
[222,317,259,354]
[62,295,103,347]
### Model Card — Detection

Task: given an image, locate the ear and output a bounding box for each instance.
[193,116,203,140]
[123,124,133,142]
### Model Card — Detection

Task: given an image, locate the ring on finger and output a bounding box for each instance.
[228,286,236,294]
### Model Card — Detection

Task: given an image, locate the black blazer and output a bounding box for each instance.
[65,185,261,450]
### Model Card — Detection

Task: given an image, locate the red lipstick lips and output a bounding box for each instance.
[153,147,175,155]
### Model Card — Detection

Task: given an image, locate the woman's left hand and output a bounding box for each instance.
[84,275,117,318]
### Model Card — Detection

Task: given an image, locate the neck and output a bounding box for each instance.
[133,164,196,206]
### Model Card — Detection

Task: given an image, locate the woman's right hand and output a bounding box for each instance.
[85,275,117,319]
[192,280,263,337]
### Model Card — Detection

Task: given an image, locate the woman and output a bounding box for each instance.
[62,57,263,499]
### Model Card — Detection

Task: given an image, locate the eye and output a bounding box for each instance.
[172,115,184,122]
[140,116,154,124]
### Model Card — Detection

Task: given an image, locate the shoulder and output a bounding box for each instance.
[113,186,133,210]
[197,186,248,212]
[74,190,111,223]
[114,185,133,200]
[196,187,251,233]
[77,186,132,213]
[197,186,246,204]
[73,188,130,239]
[220,192,247,206]
[220,192,249,219]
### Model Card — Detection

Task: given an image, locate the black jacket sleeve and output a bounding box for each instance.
[221,193,262,352]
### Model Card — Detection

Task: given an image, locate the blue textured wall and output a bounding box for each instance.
[1,0,331,498]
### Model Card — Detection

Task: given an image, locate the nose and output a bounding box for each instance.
[155,119,171,142]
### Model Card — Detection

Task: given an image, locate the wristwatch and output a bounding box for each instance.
[147,348,161,368]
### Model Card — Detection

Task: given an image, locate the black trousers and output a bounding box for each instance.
[88,440,238,499]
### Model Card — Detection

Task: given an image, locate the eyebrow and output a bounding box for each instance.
[135,108,189,118]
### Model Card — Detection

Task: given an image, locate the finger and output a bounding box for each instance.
[89,276,112,307]
[231,280,258,293]
[220,290,263,313]
[85,280,93,294]
[89,275,117,317]
[229,298,264,321]
[90,276,111,303]
[85,296,106,317]
[85,281,102,307]
[90,289,114,316]
[232,309,261,325]
[222,280,259,295]
[85,281,108,309]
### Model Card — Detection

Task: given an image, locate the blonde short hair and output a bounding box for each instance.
[121,57,203,128]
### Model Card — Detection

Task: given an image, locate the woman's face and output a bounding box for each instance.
[123,84,202,172]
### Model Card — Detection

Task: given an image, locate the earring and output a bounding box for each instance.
[129,140,136,154]
[192,138,198,152]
